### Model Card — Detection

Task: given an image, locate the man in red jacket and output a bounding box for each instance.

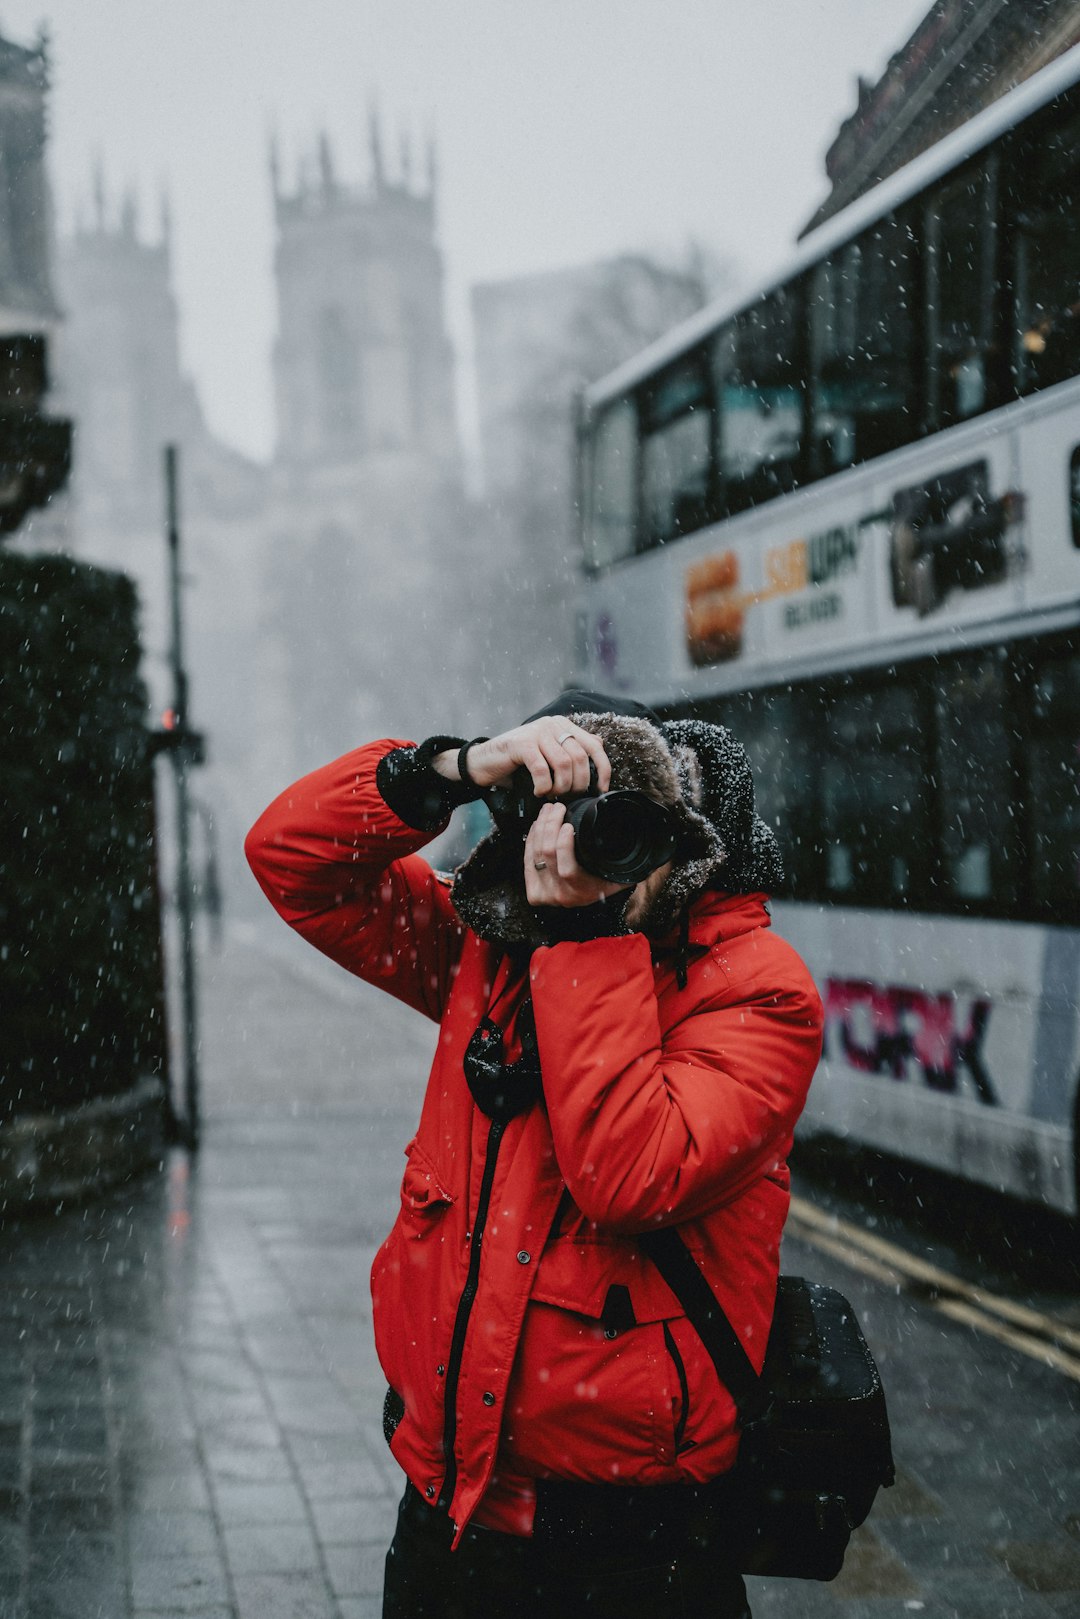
[246,692,823,1619]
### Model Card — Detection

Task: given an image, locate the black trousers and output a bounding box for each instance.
[382,1483,752,1619]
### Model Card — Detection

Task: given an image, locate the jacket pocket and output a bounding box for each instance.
[371,1139,456,1424]
[506,1235,743,1483]
[398,1137,455,1228]
[662,1320,694,1455]
[502,1304,679,1483]
[503,1235,688,1485]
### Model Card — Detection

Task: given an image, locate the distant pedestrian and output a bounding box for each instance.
[246,691,822,1617]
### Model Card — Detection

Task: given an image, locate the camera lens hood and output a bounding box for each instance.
[565,790,678,885]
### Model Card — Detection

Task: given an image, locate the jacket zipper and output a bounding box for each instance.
[662,1320,693,1453]
[439,1117,506,1510]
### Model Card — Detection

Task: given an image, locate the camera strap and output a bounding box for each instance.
[637,1226,769,1426]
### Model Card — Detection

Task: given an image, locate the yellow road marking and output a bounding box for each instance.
[932,1299,1080,1382]
[786,1195,1080,1382]
[787,1225,906,1290]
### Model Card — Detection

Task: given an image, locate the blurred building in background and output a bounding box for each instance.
[57,174,268,898]
[805,0,1080,233]
[264,119,473,768]
[0,25,71,548]
[60,180,265,543]
[55,118,480,894]
[471,254,711,718]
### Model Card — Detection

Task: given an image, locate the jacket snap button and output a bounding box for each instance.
[482,1391,496,1406]
[517,1250,531,1265]
[436,1364,445,1377]
[425,1484,436,1498]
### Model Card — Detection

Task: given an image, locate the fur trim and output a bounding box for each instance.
[661,719,783,896]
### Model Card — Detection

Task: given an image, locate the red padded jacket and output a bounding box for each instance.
[245,739,823,1542]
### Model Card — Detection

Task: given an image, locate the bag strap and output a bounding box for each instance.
[638,1226,769,1427]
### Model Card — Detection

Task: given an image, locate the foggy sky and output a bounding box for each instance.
[3,0,931,467]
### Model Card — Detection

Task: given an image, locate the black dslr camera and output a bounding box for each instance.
[483,765,678,886]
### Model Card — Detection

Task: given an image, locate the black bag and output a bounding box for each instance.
[639,1231,895,1581]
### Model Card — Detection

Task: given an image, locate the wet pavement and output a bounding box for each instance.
[1,917,1078,1618]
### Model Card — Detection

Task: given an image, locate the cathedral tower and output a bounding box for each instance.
[265,116,469,772]
[271,119,458,473]
[59,175,191,533]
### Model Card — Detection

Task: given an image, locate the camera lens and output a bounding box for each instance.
[565,791,677,885]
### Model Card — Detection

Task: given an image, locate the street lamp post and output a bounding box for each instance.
[159,443,206,1148]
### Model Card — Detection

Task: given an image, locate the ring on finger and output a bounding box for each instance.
[556,731,575,745]
[533,858,548,871]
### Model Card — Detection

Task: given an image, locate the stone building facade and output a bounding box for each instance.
[0,26,70,547]
[471,255,707,719]
[805,0,1080,234]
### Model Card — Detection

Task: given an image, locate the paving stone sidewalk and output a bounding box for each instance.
[0,1109,411,1619]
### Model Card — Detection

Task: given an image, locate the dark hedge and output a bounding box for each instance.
[0,551,166,1116]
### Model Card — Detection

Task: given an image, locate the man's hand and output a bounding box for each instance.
[432,716,611,797]
[523,803,629,909]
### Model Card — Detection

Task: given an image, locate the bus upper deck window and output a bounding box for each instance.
[811,214,917,475]
[926,163,996,428]
[1014,113,1080,396]
[713,289,802,518]
[585,398,638,569]
[641,355,712,548]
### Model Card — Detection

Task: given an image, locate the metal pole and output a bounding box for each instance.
[165,443,200,1148]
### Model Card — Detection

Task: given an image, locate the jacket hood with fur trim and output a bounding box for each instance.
[450,710,782,948]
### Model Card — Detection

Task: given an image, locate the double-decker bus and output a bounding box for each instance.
[576,43,1080,1217]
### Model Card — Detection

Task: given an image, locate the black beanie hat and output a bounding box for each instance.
[523,689,661,724]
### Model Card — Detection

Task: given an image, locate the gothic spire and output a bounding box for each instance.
[268,126,282,202]
[368,102,384,192]
[318,129,336,195]
[120,185,137,240]
[425,128,438,204]
[92,155,107,232]
[160,183,173,257]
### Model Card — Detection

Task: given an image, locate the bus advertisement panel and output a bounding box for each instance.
[779,905,1078,1215]
[583,396,1080,702]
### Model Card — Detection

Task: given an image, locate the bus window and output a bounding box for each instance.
[811,211,918,475]
[820,682,927,905]
[926,162,997,427]
[934,653,1014,907]
[714,286,803,517]
[641,353,712,548]
[584,396,638,568]
[677,686,819,897]
[1014,110,1080,395]
[1028,652,1080,918]
[741,687,820,900]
